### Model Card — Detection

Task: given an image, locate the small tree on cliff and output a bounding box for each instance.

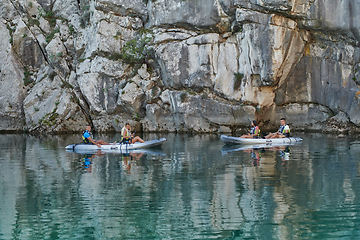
[119,30,153,66]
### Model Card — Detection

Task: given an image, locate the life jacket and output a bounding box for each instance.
[121,126,131,142]
[83,157,91,167]
[279,125,290,137]
[251,151,261,160]
[250,126,260,137]
[82,130,93,144]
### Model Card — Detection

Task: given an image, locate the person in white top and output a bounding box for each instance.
[121,123,145,144]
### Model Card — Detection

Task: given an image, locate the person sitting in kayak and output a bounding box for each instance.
[265,118,290,139]
[121,123,145,144]
[240,120,261,138]
[82,125,113,148]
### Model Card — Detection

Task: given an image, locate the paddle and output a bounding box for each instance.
[129,130,136,144]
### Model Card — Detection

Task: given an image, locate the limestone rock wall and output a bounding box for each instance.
[0,0,359,133]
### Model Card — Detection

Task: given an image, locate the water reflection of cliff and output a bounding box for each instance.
[0,133,360,238]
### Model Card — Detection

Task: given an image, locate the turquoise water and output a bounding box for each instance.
[1,133,360,239]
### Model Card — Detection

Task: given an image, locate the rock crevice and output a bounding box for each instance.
[0,0,360,133]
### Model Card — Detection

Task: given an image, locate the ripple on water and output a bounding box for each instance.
[1,133,360,239]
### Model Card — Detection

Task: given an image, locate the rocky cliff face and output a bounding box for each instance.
[0,0,359,133]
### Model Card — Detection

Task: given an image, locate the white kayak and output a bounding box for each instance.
[220,135,302,145]
[221,142,300,155]
[66,148,166,155]
[65,138,167,151]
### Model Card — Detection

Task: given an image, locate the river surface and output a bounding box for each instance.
[1,132,360,239]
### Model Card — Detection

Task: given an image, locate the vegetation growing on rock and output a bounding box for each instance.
[0,0,359,133]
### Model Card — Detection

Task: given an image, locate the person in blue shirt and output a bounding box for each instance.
[82,125,114,148]
[83,154,93,173]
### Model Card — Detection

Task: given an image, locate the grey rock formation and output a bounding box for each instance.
[142,91,255,132]
[0,0,359,133]
[0,20,26,130]
[147,0,232,33]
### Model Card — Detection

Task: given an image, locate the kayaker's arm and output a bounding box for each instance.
[131,130,136,137]
[88,137,101,148]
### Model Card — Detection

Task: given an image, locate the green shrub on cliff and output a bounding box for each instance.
[201,93,208,99]
[113,31,121,40]
[119,35,152,65]
[6,24,16,44]
[23,66,33,86]
[143,0,157,4]
[108,28,154,66]
[28,18,40,27]
[45,28,60,43]
[233,72,244,90]
[68,25,76,35]
[80,5,91,28]
[108,53,122,61]
[180,92,188,102]
[38,8,57,28]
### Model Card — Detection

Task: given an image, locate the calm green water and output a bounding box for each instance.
[1,133,360,239]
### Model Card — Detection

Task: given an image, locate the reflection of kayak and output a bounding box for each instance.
[220,135,302,145]
[65,138,167,151]
[221,142,299,155]
[67,148,166,155]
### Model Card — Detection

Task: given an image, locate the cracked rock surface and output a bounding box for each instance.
[0,0,360,133]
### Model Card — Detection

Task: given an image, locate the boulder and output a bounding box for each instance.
[120,82,146,117]
[90,56,128,78]
[23,75,86,132]
[12,20,45,68]
[160,89,171,104]
[141,103,178,132]
[39,18,51,34]
[348,93,360,126]
[275,51,359,118]
[77,72,120,114]
[95,0,148,22]
[0,21,26,131]
[142,90,255,132]
[52,0,80,24]
[156,33,222,92]
[219,126,232,133]
[147,0,231,33]
[46,35,70,78]
[137,64,150,80]
[269,103,333,131]
[0,0,19,20]
[153,29,195,44]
